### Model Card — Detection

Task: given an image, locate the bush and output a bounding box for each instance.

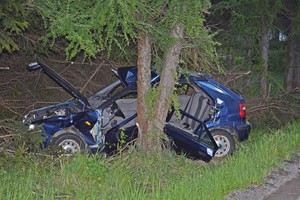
[0,119,44,155]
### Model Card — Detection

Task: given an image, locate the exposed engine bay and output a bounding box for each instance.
[23,100,85,125]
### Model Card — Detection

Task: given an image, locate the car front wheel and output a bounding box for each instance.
[50,133,86,155]
[211,130,235,158]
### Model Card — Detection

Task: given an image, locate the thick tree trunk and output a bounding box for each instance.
[154,25,185,134]
[260,26,271,97]
[136,2,185,155]
[136,25,185,155]
[136,31,153,153]
[136,26,184,155]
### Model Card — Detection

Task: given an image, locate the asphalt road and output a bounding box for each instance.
[265,174,300,200]
[225,152,300,200]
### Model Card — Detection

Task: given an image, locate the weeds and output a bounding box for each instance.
[0,122,299,199]
[0,119,44,155]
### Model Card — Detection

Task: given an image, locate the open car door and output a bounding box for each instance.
[165,92,219,162]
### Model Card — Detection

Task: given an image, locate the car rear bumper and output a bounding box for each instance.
[236,121,251,141]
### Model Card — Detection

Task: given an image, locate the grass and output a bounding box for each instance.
[0,122,300,200]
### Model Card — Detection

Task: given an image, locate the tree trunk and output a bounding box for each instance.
[136,2,185,155]
[136,31,153,153]
[136,25,184,155]
[284,0,300,92]
[260,25,271,97]
[153,25,185,135]
[284,34,300,92]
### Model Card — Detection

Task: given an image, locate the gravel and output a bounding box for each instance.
[224,151,300,200]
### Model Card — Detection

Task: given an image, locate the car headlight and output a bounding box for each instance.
[207,148,213,157]
[28,124,35,130]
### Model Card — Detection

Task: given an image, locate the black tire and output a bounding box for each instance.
[211,130,235,158]
[50,133,86,156]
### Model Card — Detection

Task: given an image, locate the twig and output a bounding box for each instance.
[80,61,105,92]
[0,134,21,139]
[0,101,22,116]
[225,71,251,84]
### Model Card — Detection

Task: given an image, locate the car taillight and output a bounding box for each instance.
[239,103,246,119]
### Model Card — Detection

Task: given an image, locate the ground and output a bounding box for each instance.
[225,151,300,200]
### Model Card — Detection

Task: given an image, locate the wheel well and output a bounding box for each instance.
[49,130,87,153]
[52,126,82,139]
[209,127,237,138]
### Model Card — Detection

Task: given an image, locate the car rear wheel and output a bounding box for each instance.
[50,133,86,156]
[211,130,235,158]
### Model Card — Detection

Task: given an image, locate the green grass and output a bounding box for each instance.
[1,122,300,200]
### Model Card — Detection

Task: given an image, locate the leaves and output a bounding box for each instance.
[34,0,142,59]
[34,0,217,68]
[0,0,29,53]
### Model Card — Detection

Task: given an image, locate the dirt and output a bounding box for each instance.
[225,151,300,200]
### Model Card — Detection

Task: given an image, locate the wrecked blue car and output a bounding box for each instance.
[23,62,251,161]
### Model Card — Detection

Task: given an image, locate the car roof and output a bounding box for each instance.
[178,73,207,83]
[117,66,160,87]
[117,66,208,86]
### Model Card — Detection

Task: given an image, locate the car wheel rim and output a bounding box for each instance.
[58,139,80,155]
[213,135,230,157]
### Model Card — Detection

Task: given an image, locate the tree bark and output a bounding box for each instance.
[154,25,185,134]
[136,2,185,155]
[260,25,271,97]
[136,31,153,153]
[136,25,185,154]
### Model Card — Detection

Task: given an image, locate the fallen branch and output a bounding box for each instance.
[225,71,252,84]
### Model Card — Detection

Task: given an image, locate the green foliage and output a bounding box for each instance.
[170,68,192,119]
[34,0,143,59]
[215,0,283,37]
[181,1,220,71]
[294,1,300,37]
[0,0,29,53]
[212,0,284,71]
[269,40,288,73]
[171,89,181,119]
[0,119,44,154]
[34,0,217,69]
[144,86,161,119]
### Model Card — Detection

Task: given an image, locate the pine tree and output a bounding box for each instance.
[0,0,29,53]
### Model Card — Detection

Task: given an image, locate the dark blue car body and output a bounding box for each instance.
[23,62,251,161]
[195,78,251,141]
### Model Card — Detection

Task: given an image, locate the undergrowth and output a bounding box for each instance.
[0,121,300,199]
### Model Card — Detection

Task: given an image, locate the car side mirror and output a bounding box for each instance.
[27,62,42,71]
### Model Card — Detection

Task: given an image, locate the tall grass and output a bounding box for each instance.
[0,122,300,200]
